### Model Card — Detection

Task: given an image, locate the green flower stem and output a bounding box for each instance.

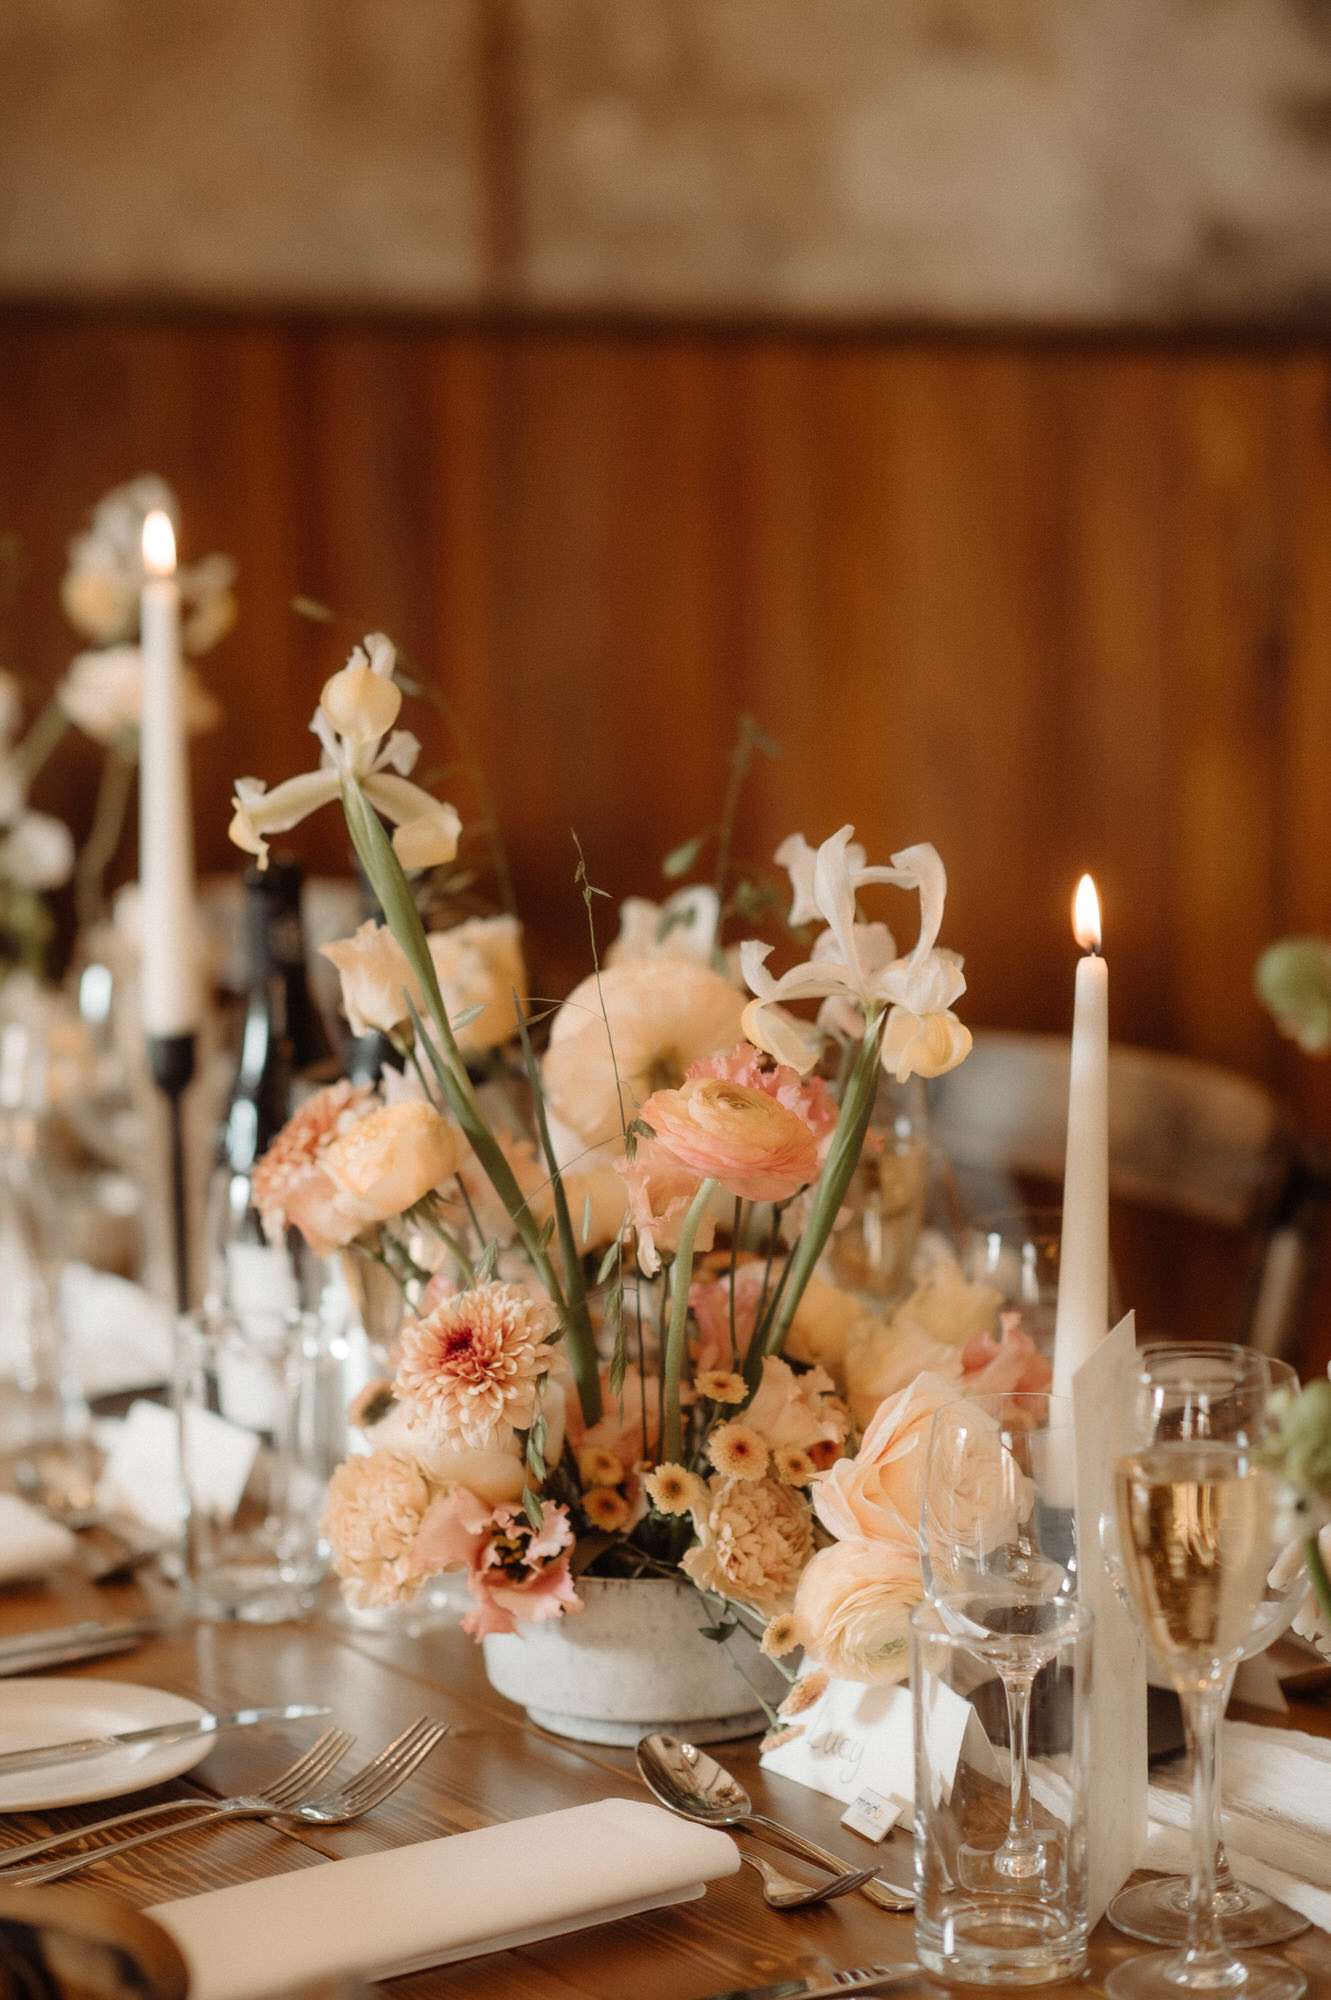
[14,698,70,785]
[749,1017,884,1385]
[340,775,602,1425]
[663,1177,718,1462]
[75,742,134,931]
[1304,1531,1331,1632]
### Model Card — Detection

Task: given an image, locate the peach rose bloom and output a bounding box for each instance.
[322,1449,436,1609]
[744,1355,849,1456]
[640,1077,820,1203]
[320,920,421,1038]
[793,1535,924,1684]
[322,1100,467,1228]
[960,1319,1053,1397]
[251,1079,376,1254]
[682,1474,814,1616]
[813,1369,960,1545]
[844,1318,963,1431]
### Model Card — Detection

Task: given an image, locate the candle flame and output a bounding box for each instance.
[1072,874,1101,953]
[141,510,176,577]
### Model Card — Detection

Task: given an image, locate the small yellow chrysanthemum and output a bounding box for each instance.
[644,1462,704,1516]
[772,1443,817,1487]
[760,1612,800,1659]
[778,1669,828,1717]
[694,1369,748,1405]
[708,1422,769,1481]
[577,1445,625,1489]
[583,1486,632,1532]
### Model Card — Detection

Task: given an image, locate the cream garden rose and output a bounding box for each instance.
[813,1369,960,1545]
[322,1101,466,1227]
[793,1535,923,1684]
[428,914,526,1054]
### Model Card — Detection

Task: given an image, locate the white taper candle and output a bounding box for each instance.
[1051,874,1110,1401]
[139,509,200,1039]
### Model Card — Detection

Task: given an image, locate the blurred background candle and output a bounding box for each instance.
[1051,874,1110,1399]
[138,507,200,1044]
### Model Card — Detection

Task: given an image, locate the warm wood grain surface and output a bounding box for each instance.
[1,1565,1329,1999]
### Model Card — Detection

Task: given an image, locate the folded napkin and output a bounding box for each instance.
[58,1262,172,1398]
[1146,1720,1331,1933]
[148,1798,738,1999]
[0,1493,76,1584]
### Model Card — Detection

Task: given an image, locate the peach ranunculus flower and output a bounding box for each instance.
[682,1473,814,1616]
[427,914,526,1054]
[812,1369,960,1545]
[688,1044,839,1158]
[844,1317,963,1432]
[320,920,421,1038]
[793,1536,924,1684]
[322,1448,437,1609]
[322,1100,467,1228]
[396,1280,558,1448]
[411,1486,582,1638]
[639,1077,820,1203]
[744,1355,850,1458]
[250,1079,376,1254]
[617,1135,721,1277]
[541,958,748,1153]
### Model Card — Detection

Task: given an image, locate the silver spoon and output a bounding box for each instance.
[636,1732,913,1913]
[739,1848,879,1910]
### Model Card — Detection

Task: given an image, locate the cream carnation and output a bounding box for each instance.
[322,1449,436,1609]
[793,1536,923,1684]
[322,1101,467,1226]
[682,1474,814,1616]
[396,1281,558,1448]
[250,1079,376,1254]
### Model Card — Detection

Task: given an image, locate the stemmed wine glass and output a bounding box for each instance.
[1102,1345,1306,2000]
[921,1392,1077,1891]
[1107,1350,1309,1952]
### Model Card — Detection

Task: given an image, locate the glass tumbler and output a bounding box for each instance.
[911,1595,1093,1988]
[174,1306,341,1622]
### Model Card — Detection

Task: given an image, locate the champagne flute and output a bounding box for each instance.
[1104,1346,1305,2000]
[921,1392,1076,1889]
[1108,1351,1309,1950]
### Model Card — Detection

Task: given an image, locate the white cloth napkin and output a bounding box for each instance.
[148,1798,738,1999]
[58,1262,172,1398]
[0,1494,76,1584]
[1146,1720,1331,1933]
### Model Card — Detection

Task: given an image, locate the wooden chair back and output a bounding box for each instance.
[928,1029,1329,1363]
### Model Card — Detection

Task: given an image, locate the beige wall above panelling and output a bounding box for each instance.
[4,0,1331,320]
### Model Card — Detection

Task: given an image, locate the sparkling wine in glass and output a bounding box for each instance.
[1103,1346,1305,2000]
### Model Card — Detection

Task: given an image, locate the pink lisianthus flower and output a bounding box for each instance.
[689,1260,767,1372]
[412,1486,582,1638]
[250,1079,376,1254]
[617,1134,720,1276]
[688,1045,839,1158]
[959,1316,1053,1396]
[564,1363,661,1470]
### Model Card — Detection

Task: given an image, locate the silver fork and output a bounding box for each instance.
[5,1717,448,1885]
[0,1727,354,1870]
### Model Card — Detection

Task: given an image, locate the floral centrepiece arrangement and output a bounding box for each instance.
[234,633,1051,1723]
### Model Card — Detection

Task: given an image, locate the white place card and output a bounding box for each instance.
[760,1672,974,1821]
[96,1397,258,1538]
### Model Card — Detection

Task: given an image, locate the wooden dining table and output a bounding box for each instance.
[2,1562,1329,2000]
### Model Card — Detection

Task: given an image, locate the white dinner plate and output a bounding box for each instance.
[0,1678,213,1812]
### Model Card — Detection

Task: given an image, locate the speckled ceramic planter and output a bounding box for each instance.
[481,1576,788,1746]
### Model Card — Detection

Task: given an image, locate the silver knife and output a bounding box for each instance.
[0,1617,168,1677]
[699,1970,920,2000]
[0,1703,331,1774]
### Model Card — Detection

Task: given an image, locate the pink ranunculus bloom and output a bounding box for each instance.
[564,1363,661,1470]
[689,1260,767,1373]
[639,1076,821,1204]
[250,1079,377,1254]
[812,1369,961,1545]
[616,1134,718,1276]
[687,1044,840,1158]
[411,1485,582,1639]
[744,1354,850,1457]
[959,1316,1053,1397]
